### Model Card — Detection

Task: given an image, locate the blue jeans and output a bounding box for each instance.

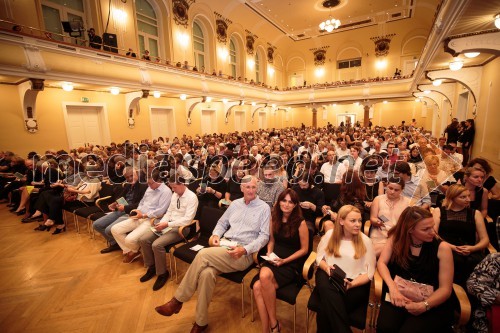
[92,211,128,245]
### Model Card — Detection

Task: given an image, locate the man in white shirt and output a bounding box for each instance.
[111,170,172,264]
[320,150,347,184]
[138,174,199,291]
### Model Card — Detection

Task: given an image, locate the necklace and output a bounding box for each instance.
[410,241,423,248]
[366,183,375,201]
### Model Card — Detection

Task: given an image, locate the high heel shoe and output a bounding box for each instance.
[15,209,26,216]
[34,224,48,231]
[270,320,281,333]
[52,226,66,235]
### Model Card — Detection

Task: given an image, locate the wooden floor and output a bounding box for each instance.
[0,205,319,333]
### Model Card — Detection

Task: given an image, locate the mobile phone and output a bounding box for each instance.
[378,215,389,223]
[200,183,207,193]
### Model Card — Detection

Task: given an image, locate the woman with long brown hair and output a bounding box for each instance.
[252,189,309,333]
[377,207,454,333]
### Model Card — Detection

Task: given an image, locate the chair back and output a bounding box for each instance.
[323,183,341,205]
[199,206,225,240]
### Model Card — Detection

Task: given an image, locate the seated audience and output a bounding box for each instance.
[252,189,309,333]
[432,184,489,286]
[111,170,172,263]
[314,205,376,332]
[462,167,489,218]
[93,167,148,253]
[393,161,431,209]
[376,207,454,333]
[138,174,198,291]
[195,165,226,218]
[291,173,325,232]
[155,176,270,333]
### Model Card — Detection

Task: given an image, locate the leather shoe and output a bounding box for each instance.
[16,209,26,216]
[140,266,156,283]
[100,243,121,254]
[122,251,141,263]
[190,323,208,333]
[155,297,183,316]
[152,271,169,291]
[21,215,43,223]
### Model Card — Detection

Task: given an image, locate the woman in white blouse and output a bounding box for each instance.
[314,205,376,332]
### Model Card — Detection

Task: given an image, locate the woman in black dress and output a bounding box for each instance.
[377,207,454,333]
[252,189,309,333]
[432,184,489,286]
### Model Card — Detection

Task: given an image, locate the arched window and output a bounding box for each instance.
[193,21,205,70]
[255,52,261,83]
[42,0,88,43]
[136,0,159,59]
[229,37,240,78]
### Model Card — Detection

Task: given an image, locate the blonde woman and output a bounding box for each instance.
[314,205,376,332]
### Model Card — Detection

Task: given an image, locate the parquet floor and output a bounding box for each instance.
[0,205,318,333]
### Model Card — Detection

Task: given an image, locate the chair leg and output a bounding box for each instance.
[174,257,178,283]
[250,288,254,322]
[241,282,245,318]
[73,213,79,233]
[306,309,309,333]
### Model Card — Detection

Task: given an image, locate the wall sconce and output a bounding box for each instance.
[432,79,442,86]
[205,96,212,103]
[449,59,463,71]
[180,94,187,100]
[218,47,228,61]
[314,67,325,77]
[251,102,256,106]
[464,52,480,58]
[177,32,189,48]
[494,14,500,29]
[62,82,73,91]
[153,91,161,98]
[383,100,388,104]
[424,90,431,94]
[222,98,228,104]
[375,59,387,69]
[110,87,120,95]
[267,66,275,76]
[247,59,255,69]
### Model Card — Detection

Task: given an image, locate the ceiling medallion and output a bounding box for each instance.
[319,0,341,32]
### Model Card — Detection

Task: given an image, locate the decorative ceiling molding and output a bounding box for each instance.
[370,34,395,57]
[427,67,482,105]
[214,12,232,44]
[245,30,257,55]
[172,0,195,28]
[444,29,500,57]
[310,46,329,66]
[413,91,447,116]
[417,83,456,109]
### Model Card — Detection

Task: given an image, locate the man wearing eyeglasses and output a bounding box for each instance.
[93,167,148,254]
[137,174,198,291]
[155,175,270,333]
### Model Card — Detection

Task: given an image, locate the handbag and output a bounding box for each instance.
[63,189,78,203]
[393,275,433,302]
[329,264,347,294]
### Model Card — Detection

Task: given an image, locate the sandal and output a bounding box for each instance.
[270,320,281,333]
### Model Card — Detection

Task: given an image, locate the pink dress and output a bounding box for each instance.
[370,194,410,246]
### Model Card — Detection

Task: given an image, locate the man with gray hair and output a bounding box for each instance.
[155,175,270,333]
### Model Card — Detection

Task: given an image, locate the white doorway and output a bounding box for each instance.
[457,92,469,121]
[337,113,356,126]
[234,111,246,132]
[201,109,217,135]
[150,107,175,141]
[63,104,110,149]
[259,112,267,129]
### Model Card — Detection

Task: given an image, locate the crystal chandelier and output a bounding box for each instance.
[319,18,341,32]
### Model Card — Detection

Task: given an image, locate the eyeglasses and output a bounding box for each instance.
[177,198,180,209]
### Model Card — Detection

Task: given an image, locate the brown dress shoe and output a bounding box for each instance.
[122,251,141,263]
[190,322,208,333]
[155,297,183,316]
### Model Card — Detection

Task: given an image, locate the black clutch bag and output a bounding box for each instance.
[329,264,347,294]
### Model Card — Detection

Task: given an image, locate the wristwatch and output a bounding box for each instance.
[423,300,430,311]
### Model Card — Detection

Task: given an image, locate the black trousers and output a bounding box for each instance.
[315,269,370,333]
[376,296,454,333]
[34,190,64,225]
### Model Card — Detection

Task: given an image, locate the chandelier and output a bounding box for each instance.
[319,18,341,32]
